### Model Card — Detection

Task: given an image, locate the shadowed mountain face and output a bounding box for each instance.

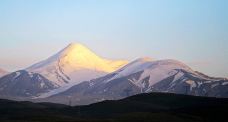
[150,69,228,97]
[35,72,143,105]
[0,93,228,122]
[36,59,228,105]
[0,70,58,100]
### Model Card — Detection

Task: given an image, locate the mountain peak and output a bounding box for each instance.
[135,57,153,62]
[27,43,128,86]
[61,43,95,57]
[66,43,88,51]
[68,42,82,46]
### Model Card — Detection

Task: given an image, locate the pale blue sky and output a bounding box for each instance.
[0,0,227,77]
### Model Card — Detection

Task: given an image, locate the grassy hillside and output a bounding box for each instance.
[0,93,228,122]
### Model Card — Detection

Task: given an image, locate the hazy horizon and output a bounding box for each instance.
[0,0,227,77]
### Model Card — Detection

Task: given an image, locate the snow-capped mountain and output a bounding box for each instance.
[0,43,227,105]
[27,43,128,97]
[36,58,228,105]
[0,68,8,77]
[102,57,193,87]
[0,70,58,100]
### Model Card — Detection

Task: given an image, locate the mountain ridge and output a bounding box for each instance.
[0,70,58,100]
[27,43,128,86]
[0,43,227,105]
[34,58,228,105]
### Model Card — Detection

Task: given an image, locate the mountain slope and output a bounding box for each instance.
[37,58,228,105]
[26,43,128,98]
[27,43,128,86]
[89,58,228,98]
[104,58,193,88]
[0,70,58,100]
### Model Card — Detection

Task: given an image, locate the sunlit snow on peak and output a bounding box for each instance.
[27,43,128,86]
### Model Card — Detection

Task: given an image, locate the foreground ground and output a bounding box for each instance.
[0,93,228,122]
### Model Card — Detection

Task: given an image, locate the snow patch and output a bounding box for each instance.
[185,80,197,91]
[197,81,203,87]
[107,58,153,82]
[28,72,34,77]
[173,71,184,82]
[33,81,86,99]
[204,81,212,83]
[89,81,94,87]
[211,83,219,88]
[40,81,45,88]
[222,82,228,85]
[13,72,21,79]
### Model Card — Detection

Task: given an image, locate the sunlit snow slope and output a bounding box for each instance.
[27,43,128,86]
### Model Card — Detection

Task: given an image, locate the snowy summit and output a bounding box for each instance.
[27,43,128,86]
